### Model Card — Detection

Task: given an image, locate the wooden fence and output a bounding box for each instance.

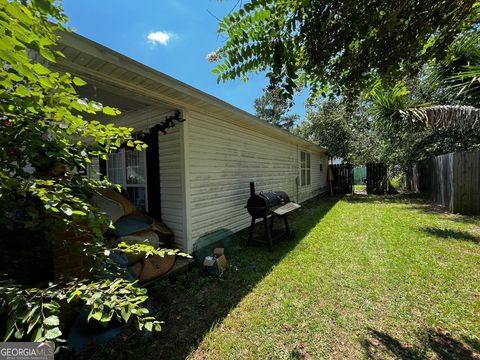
[366,163,388,194]
[330,164,353,194]
[407,150,480,214]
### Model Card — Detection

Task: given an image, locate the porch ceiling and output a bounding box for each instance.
[76,82,151,113]
[53,34,179,115]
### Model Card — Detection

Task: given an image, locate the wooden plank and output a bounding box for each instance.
[331,164,353,194]
[454,151,480,214]
[273,202,301,216]
[413,150,479,215]
[366,163,387,194]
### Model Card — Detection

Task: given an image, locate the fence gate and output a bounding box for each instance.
[353,166,367,185]
[331,164,353,194]
[366,163,387,194]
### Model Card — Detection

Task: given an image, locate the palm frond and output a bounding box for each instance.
[435,32,480,105]
[371,83,427,131]
[405,105,480,130]
[451,65,480,101]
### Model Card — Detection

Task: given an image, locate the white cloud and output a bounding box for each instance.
[147,31,175,46]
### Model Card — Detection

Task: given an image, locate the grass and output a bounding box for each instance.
[84,194,480,360]
[354,184,367,191]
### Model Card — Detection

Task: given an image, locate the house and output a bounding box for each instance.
[55,32,329,253]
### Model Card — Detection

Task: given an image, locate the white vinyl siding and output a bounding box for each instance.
[158,125,186,250]
[107,106,186,251]
[185,110,328,248]
[305,150,328,200]
[112,105,174,131]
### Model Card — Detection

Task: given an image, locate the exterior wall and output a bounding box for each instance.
[60,33,331,253]
[111,105,173,131]
[108,106,186,250]
[299,150,328,202]
[158,125,186,250]
[185,110,327,249]
[102,106,327,253]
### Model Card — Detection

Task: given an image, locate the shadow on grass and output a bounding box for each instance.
[408,203,480,225]
[345,193,480,227]
[80,195,340,360]
[342,192,423,204]
[362,328,480,359]
[420,227,480,244]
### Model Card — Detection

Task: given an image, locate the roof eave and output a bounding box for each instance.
[58,31,327,152]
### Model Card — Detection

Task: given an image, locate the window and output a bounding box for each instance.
[107,149,148,211]
[300,151,311,186]
[87,157,101,180]
[320,163,323,172]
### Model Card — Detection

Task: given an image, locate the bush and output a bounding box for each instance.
[0,0,178,347]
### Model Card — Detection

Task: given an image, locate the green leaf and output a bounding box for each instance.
[14,328,24,339]
[31,327,43,342]
[27,314,40,334]
[60,206,73,216]
[32,63,51,75]
[90,311,103,322]
[45,327,62,340]
[5,2,34,25]
[103,106,120,116]
[44,315,60,326]
[4,326,15,341]
[39,48,56,62]
[144,321,153,332]
[24,305,40,322]
[14,84,30,96]
[73,76,87,86]
[120,307,131,322]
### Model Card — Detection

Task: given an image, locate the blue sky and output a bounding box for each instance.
[63,0,308,119]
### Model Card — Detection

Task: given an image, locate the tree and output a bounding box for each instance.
[401,32,480,108]
[366,29,480,169]
[302,99,352,160]
[212,0,479,100]
[0,0,183,345]
[371,82,480,168]
[254,87,298,130]
[429,31,480,107]
[299,98,384,164]
[347,101,386,165]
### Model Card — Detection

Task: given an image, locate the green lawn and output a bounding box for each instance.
[354,184,367,192]
[87,194,480,360]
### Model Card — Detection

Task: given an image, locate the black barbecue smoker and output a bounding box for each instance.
[246,182,301,251]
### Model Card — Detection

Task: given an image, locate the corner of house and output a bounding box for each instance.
[180,108,193,253]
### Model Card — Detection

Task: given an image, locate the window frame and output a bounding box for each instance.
[300,151,311,186]
[106,149,149,212]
